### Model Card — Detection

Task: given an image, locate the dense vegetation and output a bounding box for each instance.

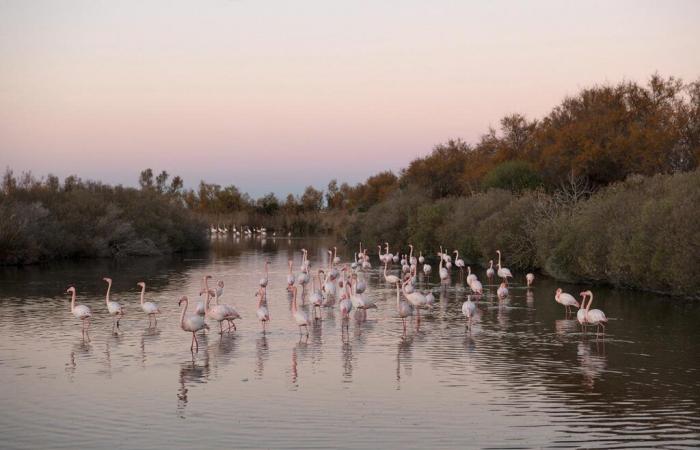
[2,74,699,296]
[0,171,206,264]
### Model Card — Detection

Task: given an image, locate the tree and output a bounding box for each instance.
[300,186,323,212]
[155,171,169,193]
[256,193,280,215]
[482,161,543,192]
[401,139,470,198]
[139,169,154,190]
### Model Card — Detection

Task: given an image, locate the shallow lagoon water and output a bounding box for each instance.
[0,237,699,449]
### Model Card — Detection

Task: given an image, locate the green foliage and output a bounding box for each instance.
[0,171,207,265]
[482,161,543,192]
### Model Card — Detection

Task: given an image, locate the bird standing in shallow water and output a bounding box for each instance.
[137,282,160,327]
[66,286,91,338]
[178,296,208,352]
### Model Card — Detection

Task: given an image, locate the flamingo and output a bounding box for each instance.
[576,293,588,330]
[309,270,324,319]
[255,285,271,332]
[470,278,483,295]
[137,282,160,327]
[438,247,449,281]
[555,288,580,315]
[526,273,535,287]
[462,294,476,328]
[102,278,125,329]
[204,276,241,333]
[409,244,417,266]
[581,290,608,335]
[497,282,509,299]
[466,266,477,286]
[66,286,91,336]
[395,281,413,333]
[339,282,353,320]
[290,285,309,336]
[418,251,425,264]
[496,250,513,285]
[384,259,400,284]
[178,296,209,352]
[423,262,432,277]
[402,277,427,323]
[454,250,465,277]
[486,260,495,282]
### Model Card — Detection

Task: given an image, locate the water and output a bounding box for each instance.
[1,237,698,449]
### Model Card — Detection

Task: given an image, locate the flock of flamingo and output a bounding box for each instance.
[65,243,608,351]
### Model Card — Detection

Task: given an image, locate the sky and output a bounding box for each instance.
[1,0,699,197]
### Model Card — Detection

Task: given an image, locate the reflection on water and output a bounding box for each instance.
[1,236,699,449]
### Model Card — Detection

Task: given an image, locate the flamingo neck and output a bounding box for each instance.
[180,300,188,327]
[70,290,76,312]
[292,290,298,313]
[585,293,593,312]
[105,282,111,305]
[139,285,145,305]
[396,284,401,308]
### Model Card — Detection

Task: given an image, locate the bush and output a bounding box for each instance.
[482,161,543,192]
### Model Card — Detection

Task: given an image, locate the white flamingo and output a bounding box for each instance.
[496,250,513,285]
[418,251,425,264]
[466,266,477,286]
[438,247,449,281]
[470,278,483,295]
[409,244,417,266]
[462,294,476,328]
[103,277,125,329]
[66,286,91,336]
[204,276,241,333]
[310,270,324,319]
[255,285,270,331]
[137,282,160,327]
[454,250,465,276]
[486,260,495,282]
[290,285,309,336]
[526,273,535,287]
[339,282,353,320]
[384,259,400,284]
[581,290,608,335]
[402,277,427,323]
[555,288,580,315]
[395,281,413,333]
[178,296,208,352]
[497,282,509,299]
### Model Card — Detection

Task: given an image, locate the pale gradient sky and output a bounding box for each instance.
[1,0,699,197]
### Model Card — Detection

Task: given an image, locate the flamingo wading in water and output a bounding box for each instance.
[137,282,160,327]
[103,277,125,329]
[555,288,580,315]
[66,286,91,337]
[178,296,209,352]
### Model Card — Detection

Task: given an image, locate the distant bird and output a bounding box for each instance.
[290,285,309,336]
[526,273,535,287]
[466,266,477,286]
[454,250,465,275]
[462,295,477,328]
[486,260,495,282]
[470,279,483,295]
[418,251,425,264]
[178,296,209,352]
[66,286,91,335]
[103,277,125,329]
[255,286,271,331]
[137,282,160,327]
[497,282,509,299]
[395,281,413,333]
[555,288,580,315]
[384,259,400,284]
[496,250,513,285]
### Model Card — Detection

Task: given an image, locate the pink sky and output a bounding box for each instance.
[1,0,699,196]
